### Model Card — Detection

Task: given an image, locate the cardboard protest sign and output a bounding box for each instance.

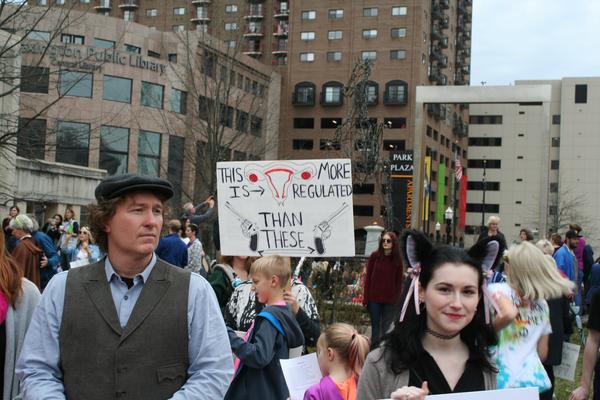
[216,159,355,257]
[423,388,538,400]
[555,341,580,381]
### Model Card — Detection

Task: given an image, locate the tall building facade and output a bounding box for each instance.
[4,7,279,222]
[465,78,600,249]
[57,0,473,236]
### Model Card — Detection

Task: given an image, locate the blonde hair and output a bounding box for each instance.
[487,215,500,226]
[535,239,554,256]
[505,241,574,300]
[250,255,291,289]
[79,226,95,244]
[318,323,370,376]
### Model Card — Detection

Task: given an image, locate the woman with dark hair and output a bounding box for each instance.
[41,214,63,248]
[358,230,500,399]
[519,228,534,242]
[362,231,404,342]
[0,226,40,399]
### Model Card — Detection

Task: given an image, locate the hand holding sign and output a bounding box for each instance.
[390,382,429,400]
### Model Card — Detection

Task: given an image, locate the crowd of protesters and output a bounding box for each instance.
[2,177,600,400]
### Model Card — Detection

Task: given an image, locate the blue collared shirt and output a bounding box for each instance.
[16,254,233,399]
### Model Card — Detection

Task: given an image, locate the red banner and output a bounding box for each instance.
[459,175,467,228]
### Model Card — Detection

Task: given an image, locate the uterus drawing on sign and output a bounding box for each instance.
[313,202,349,254]
[244,162,316,205]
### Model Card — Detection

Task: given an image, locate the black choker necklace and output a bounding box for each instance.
[425,328,460,340]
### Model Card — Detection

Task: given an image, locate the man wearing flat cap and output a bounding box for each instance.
[16,174,233,399]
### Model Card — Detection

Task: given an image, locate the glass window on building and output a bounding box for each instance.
[94,37,115,48]
[362,29,378,39]
[168,53,178,63]
[390,49,406,60]
[172,25,185,32]
[138,130,161,177]
[363,7,378,17]
[61,34,84,44]
[225,5,238,13]
[100,126,129,175]
[124,44,141,54]
[391,27,407,38]
[225,22,238,31]
[328,9,343,19]
[103,75,132,103]
[20,66,49,93]
[328,30,342,40]
[361,51,377,60]
[293,82,315,105]
[146,9,158,17]
[59,71,93,98]
[392,6,408,16]
[250,116,262,136]
[141,81,164,109]
[17,118,46,160]
[323,83,342,105]
[124,10,135,22]
[170,88,187,114]
[167,135,185,206]
[26,30,50,41]
[327,51,342,61]
[299,52,315,62]
[173,7,185,15]
[301,10,316,20]
[300,31,315,41]
[56,121,90,167]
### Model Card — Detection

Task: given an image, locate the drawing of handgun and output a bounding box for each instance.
[225,201,260,251]
[313,203,349,255]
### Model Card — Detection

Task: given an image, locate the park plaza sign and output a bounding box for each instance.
[20,42,167,75]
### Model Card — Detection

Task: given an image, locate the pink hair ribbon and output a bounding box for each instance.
[399,263,421,322]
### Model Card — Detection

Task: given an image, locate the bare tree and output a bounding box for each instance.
[329,58,394,228]
[547,188,593,236]
[155,27,277,204]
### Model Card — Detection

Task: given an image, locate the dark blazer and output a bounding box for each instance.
[155,233,188,267]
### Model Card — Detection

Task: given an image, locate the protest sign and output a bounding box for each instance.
[379,387,538,400]
[216,159,355,257]
[555,341,580,381]
[424,387,538,400]
[280,352,322,400]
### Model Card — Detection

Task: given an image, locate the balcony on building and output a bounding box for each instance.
[191,0,210,3]
[457,0,470,15]
[437,54,448,69]
[430,46,443,63]
[244,24,263,37]
[273,23,288,37]
[191,8,210,22]
[272,39,288,55]
[118,0,138,9]
[273,2,289,18]
[428,65,440,82]
[440,35,449,49]
[431,4,443,20]
[440,15,449,29]
[243,41,262,57]
[439,0,450,10]
[430,25,442,41]
[95,0,111,11]
[244,4,264,19]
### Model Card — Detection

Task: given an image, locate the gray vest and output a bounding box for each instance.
[59,259,190,400]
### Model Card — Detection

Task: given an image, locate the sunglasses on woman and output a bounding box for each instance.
[382,238,393,244]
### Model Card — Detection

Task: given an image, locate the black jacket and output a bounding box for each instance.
[225,304,304,400]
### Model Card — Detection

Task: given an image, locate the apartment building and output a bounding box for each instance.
[465,78,600,249]
[52,0,473,236]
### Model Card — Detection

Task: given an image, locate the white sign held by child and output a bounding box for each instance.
[216,159,355,257]
[555,341,581,381]
[280,352,322,400]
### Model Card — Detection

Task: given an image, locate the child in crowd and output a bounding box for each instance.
[225,255,304,400]
[304,323,370,400]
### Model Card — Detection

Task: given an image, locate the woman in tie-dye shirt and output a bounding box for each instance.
[489,241,574,395]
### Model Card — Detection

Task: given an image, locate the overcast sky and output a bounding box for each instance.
[470,0,600,86]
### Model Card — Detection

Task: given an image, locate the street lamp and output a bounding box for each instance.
[435,222,441,244]
[445,207,454,245]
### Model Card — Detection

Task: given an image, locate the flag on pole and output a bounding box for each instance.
[455,154,463,182]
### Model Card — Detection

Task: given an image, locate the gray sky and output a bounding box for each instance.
[471,0,600,85]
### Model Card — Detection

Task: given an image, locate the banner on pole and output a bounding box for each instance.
[216,159,355,257]
[389,151,413,231]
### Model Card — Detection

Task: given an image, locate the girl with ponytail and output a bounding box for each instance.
[304,323,370,400]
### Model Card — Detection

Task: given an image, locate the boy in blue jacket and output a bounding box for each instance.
[225,255,304,400]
